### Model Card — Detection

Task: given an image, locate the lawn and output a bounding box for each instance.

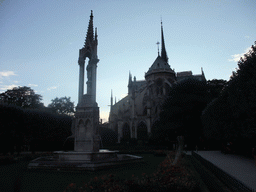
[1,151,216,192]
[0,153,165,192]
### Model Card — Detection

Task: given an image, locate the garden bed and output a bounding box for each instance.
[64,152,202,192]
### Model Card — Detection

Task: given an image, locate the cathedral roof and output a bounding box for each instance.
[149,56,170,71]
[145,21,175,77]
[145,56,174,76]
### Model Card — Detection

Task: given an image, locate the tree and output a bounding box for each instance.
[48,96,75,116]
[202,42,256,153]
[0,86,43,109]
[207,79,227,99]
[0,103,73,153]
[151,78,210,148]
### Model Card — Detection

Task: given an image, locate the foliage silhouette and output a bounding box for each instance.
[0,104,72,153]
[150,78,210,149]
[202,42,256,154]
[0,86,43,109]
[48,96,75,116]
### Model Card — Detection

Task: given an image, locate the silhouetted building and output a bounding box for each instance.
[109,22,206,143]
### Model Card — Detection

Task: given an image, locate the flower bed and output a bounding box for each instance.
[64,151,200,192]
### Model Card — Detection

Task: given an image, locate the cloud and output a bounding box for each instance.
[228,47,252,62]
[35,90,44,93]
[0,71,17,78]
[28,84,38,87]
[0,84,19,92]
[47,86,57,91]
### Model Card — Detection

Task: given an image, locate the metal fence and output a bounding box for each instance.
[192,151,254,192]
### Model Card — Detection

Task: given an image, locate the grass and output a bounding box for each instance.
[0,150,232,192]
[0,152,165,192]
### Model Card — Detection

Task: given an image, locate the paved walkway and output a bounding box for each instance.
[194,151,256,191]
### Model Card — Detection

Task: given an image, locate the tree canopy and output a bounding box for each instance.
[202,42,256,143]
[0,104,73,153]
[48,96,75,116]
[0,86,43,109]
[150,78,210,148]
[207,79,227,99]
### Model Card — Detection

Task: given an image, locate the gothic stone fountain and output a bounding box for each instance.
[28,11,142,171]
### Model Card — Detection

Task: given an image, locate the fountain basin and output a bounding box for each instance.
[28,149,143,171]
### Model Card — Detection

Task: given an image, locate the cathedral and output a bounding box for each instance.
[108,22,206,143]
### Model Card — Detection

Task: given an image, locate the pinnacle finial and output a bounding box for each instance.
[95,27,98,41]
[111,89,113,107]
[128,71,132,86]
[84,10,94,50]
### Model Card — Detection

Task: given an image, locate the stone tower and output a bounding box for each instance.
[75,10,100,152]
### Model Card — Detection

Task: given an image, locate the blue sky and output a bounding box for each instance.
[1,0,255,122]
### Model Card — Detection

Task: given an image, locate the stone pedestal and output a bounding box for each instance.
[75,94,100,152]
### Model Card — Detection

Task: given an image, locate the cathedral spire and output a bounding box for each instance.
[161,21,168,63]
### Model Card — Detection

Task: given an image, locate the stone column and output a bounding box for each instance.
[90,59,98,103]
[78,60,85,103]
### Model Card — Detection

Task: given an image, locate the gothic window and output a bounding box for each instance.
[156,87,159,95]
[168,78,174,84]
[160,87,163,95]
[137,121,148,141]
[122,123,131,142]
[155,106,158,114]
[114,124,118,134]
[143,106,147,115]
[155,78,163,96]
[156,78,163,87]
[142,93,147,106]
[165,83,171,95]
[148,85,153,96]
